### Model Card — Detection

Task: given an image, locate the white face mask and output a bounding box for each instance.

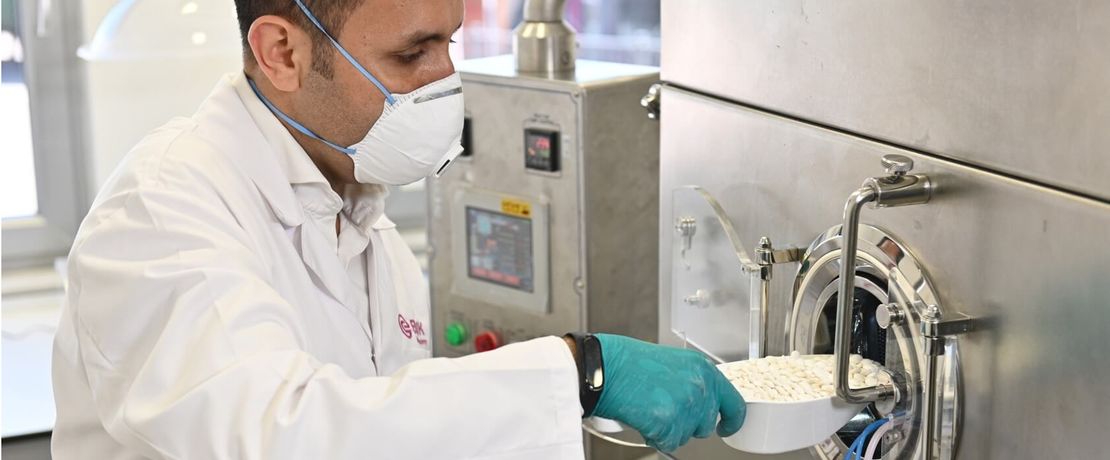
[350,73,464,185]
[247,0,464,186]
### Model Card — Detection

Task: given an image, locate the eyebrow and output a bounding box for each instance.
[397,21,464,49]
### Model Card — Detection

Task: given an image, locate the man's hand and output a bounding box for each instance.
[589,334,746,452]
[563,335,578,361]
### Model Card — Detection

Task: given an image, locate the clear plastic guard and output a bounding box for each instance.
[670,186,763,363]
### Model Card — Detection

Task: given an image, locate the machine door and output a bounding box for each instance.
[669,185,765,363]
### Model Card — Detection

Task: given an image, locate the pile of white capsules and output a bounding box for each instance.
[719,352,892,402]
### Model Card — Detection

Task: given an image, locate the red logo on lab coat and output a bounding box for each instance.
[398,314,427,345]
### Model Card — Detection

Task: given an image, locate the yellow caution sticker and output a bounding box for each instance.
[501,198,533,218]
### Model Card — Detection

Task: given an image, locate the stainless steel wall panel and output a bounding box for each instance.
[661,0,1110,201]
[658,86,1110,459]
[582,76,661,342]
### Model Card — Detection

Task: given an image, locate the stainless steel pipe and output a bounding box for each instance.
[833,186,897,403]
[514,0,577,74]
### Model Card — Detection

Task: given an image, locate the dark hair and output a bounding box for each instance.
[233,0,364,78]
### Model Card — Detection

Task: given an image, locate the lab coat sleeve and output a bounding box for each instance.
[67,149,584,459]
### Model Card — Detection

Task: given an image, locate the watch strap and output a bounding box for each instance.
[564,332,603,417]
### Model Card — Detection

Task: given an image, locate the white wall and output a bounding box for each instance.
[78,0,429,254]
[80,0,242,193]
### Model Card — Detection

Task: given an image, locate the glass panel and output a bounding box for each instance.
[1,0,39,219]
[460,0,660,65]
[670,186,761,363]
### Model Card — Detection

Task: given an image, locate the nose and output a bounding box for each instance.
[433,50,456,81]
[397,46,457,93]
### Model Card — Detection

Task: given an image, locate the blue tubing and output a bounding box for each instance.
[845,418,889,460]
[845,433,865,460]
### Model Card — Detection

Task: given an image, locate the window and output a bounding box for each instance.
[460,0,660,65]
[1,0,89,267]
[1,10,37,219]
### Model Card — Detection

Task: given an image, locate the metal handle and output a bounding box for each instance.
[834,155,932,404]
[834,186,894,403]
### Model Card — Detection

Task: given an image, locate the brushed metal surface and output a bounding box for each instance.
[580,68,662,344]
[428,72,586,356]
[661,0,1110,201]
[428,57,659,459]
[657,86,1110,459]
[516,0,576,74]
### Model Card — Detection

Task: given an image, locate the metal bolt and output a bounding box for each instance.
[675,217,697,236]
[683,289,708,308]
[676,217,697,256]
[883,429,904,444]
[923,304,942,322]
[641,83,662,120]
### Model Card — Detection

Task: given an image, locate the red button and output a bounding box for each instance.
[474,331,501,352]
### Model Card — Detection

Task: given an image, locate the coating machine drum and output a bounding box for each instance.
[788,225,962,460]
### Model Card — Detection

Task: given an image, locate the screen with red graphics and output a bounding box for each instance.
[465,207,534,292]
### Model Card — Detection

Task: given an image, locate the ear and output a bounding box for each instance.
[247,15,313,92]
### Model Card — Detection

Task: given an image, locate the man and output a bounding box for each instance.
[51,1,745,458]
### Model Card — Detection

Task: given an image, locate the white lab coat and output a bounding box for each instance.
[51,73,584,460]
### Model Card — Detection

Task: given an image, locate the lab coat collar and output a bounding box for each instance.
[190,72,305,227]
[197,72,391,230]
[231,72,390,232]
[231,73,327,188]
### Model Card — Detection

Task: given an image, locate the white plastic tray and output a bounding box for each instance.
[717,363,864,454]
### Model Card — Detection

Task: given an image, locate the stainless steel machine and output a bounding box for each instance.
[427,2,660,458]
[428,54,658,356]
[654,1,1110,459]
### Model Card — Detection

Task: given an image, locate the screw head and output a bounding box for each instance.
[881,154,914,176]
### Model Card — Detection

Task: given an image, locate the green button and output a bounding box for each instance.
[445,322,468,346]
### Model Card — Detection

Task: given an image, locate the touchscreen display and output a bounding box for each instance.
[466,207,534,292]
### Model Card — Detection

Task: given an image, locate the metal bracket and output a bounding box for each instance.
[936,316,980,336]
[922,307,983,345]
[756,238,803,268]
[920,310,982,459]
[754,237,803,356]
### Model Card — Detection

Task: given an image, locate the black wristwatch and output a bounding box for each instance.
[564,333,605,417]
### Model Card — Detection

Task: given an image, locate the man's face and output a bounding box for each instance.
[294,0,463,149]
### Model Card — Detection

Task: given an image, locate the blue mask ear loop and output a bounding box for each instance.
[246,77,357,155]
[292,0,396,105]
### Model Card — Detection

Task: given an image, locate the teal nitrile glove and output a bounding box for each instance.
[591,334,746,453]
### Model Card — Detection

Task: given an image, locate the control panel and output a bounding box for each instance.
[448,189,550,318]
[429,56,659,366]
